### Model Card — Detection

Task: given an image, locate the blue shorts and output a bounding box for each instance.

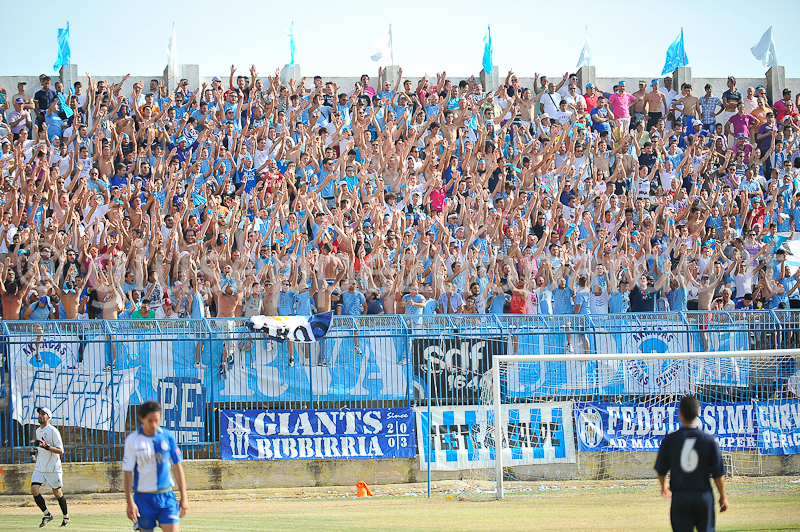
[134,491,180,530]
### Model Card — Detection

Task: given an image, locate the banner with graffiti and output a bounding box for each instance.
[504,317,750,397]
[10,336,137,431]
[8,322,411,425]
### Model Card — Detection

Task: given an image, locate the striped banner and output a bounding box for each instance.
[414,403,576,471]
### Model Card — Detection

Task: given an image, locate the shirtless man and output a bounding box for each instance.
[316,241,344,282]
[643,80,668,132]
[673,84,700,127]
[42,262,92,319]
[0,257,36,320]
[379,152,401,192]
[440,111,463,144]
[213,270,245,375]
[630,80,648,123]
[310,268,346,367]
[690,272,725,351]
[516,86,545,132]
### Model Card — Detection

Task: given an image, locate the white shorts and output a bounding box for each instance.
[31,470,63,489]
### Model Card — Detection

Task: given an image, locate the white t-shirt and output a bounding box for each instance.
[660,170,677,190]
[559,85,582,99]
[34,424,63,473]
[541,92,562,117]
[734,271,753,297]
[590,292,611,314]
[553,110,573,125]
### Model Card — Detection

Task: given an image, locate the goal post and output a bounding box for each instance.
[489,348,800,499]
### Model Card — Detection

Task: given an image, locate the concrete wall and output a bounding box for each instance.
[1,452,797,495]
[3,72,798,101]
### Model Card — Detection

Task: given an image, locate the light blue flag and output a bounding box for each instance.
[53,22,70,72]
[661,28,688,75]
[576,26,592,68]
[482,25,492,74]
[751,27,778,69]
[284,22,295,66]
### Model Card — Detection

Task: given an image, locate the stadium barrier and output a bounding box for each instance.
[0,311,798,470]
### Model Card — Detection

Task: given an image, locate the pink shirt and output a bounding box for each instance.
[727,113,758,136]
[609,92,636,119]
[430,187,446,211]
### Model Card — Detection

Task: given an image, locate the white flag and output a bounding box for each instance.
[167,23,178,74]
[371,25,392,63]
[751,27,778,69]
[576,26,592,68]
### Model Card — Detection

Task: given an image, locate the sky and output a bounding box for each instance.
[3,0,798,81]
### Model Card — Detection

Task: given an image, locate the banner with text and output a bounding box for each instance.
[755,401,800,455]
[10,336,137,431]
[415,403,575,471]
[573,402,759,452]
[412,336,504,401]
[505,318,750,397]
[158,377,206,444]
[220,408,415,460]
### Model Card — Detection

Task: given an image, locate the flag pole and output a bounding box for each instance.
[389,24,395,67]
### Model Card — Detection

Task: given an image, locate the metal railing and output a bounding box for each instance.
[1,311,797,464]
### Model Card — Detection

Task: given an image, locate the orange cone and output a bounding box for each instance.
[356,481,373,497]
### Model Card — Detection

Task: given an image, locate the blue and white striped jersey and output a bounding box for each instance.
[122,427,182,492]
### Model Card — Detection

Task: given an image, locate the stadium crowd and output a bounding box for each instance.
[1,67,800,329]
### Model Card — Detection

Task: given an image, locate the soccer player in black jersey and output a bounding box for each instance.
[655,395,730,532]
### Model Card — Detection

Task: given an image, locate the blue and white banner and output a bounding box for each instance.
[158,377,205,444]
[505,318,749,397]
[755,401,800,455]
[220,408,415,460]
[10,337,137,431]
[415,403,576,471]
[574,402,758,452]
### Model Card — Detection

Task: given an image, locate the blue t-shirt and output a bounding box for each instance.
[341,290,366,316]
[294,290,313,317]
[553,287,573,315]
[573,289,591,315]
[278,290,295,315]
[403,294,425,315]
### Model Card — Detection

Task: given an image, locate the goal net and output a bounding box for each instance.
[441,337,800,499]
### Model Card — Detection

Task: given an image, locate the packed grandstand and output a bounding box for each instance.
[1,68,799,329]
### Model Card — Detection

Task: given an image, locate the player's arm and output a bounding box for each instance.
[122,438,139,524]
[173,461,189,517]
[123,471,139,523]
[32,437,64,455]
[657,473,669,499]
[714,475,729,512]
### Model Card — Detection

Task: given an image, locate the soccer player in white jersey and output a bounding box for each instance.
[123,401,188,532]
[30,406,70,527]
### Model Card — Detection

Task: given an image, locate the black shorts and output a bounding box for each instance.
[671,491,715,532]
[790,300,800,309]
[646,112,663,131]
[687,301,699,311]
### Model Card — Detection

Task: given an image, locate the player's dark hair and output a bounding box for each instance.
[138,401,162,420]
[679,395,700,422]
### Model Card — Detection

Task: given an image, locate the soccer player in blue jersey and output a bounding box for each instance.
[655,395,729,532]
[123,401,189,532]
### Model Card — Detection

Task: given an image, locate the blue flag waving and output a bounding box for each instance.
[53,23,71,72]
[284,22,296,66]
[661,28,688,75]
[482,25,492,75]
